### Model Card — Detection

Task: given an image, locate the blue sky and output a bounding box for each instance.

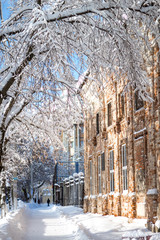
[1,0,11,21]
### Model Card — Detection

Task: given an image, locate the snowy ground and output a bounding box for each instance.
[0,202,159,240]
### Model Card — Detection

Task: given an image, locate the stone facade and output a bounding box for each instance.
[79,44,160,230]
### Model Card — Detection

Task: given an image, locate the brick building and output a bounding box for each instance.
[78,45,160,230]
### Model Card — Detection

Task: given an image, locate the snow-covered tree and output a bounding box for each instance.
[0,0,159,159]
[2,94,83,180]
[0,0,159,100]
[16,140,55,201]
[0,75,82,216]
[0,0,159,214]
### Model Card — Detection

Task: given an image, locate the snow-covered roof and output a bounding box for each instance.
[73,173,78,178]
[54,183,60,187]
[78,172,84,177]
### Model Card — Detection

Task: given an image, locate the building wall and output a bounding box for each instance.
[80,44,160,229]
[55,124,84,184]
[39,184,53,204]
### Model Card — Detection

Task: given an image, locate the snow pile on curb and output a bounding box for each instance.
[122,230,148,239]
[57,205,157,240]
[150,234,160,240]
[0,200,26,238]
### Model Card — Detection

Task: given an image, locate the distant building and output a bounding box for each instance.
[38,184,53,204]
[53,124,84,204]
[55,124,84,184]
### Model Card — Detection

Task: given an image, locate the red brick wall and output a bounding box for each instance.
[82,45,160,229]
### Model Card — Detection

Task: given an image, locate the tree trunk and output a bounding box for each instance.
[22,187,28,202]
[1,178,6,218]
[0,128,6,218]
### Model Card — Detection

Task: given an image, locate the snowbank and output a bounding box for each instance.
[57,206,156,240]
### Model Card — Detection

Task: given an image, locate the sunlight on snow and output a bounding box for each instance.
[42,218,75,237]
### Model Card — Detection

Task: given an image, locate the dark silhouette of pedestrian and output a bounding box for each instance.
[38,199,40,204]
[47,198,50,206]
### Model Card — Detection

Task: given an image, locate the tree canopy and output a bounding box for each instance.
[0,0,159,172]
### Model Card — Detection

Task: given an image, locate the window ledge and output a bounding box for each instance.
[109,192,114,195]
[107,125,113,131]
[135,107,145,114]
[122,190,128,195]
[98,193,102,197]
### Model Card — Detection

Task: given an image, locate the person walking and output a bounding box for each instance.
[47,198,50,206]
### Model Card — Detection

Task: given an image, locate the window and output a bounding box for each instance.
[80,140,84,147]
[121,95,125,116]
[89,119,92,139]
[109,150,114,192]
[80,124,84,134]
[96,113,100,134]
[107,102,112,126]
[101,152,105,171]
[120,94,125,117]
[71,141,74,148]
[98,155,101,194]
[118,93,125,119]
[90,161,92,195]
[135,91,143,110]
[122,144,128,191]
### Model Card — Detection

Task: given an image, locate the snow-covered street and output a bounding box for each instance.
[0,203,87,240]
[0,202,159,240]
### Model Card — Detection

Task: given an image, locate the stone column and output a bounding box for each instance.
[127,89,136,219]
[146,47,158,229]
